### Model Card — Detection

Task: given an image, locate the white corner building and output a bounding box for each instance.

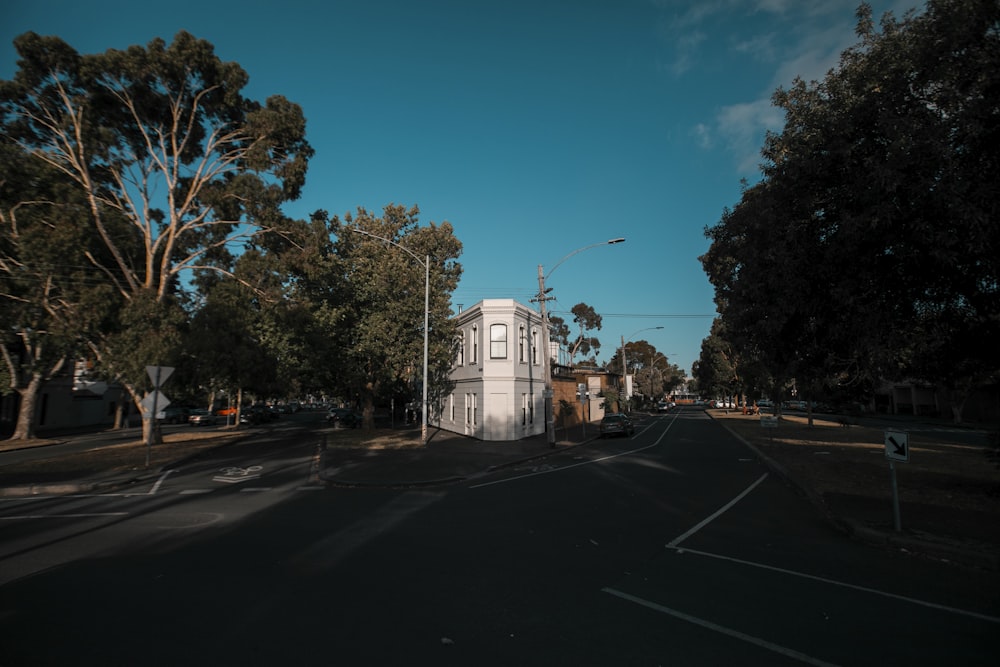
[439,299,547,441]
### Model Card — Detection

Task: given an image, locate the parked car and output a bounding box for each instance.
[157,406,191,424]
[238,411,256,426]
[656,401,674,412]
[188,409,216,426]
[326,407,362,428]
[239,406,271,425]
[599,413,635,438]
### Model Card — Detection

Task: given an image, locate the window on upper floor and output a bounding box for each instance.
[471,326,478,364]
[490,324,507,359]
[519,325,526,362]
[458,331,465,366]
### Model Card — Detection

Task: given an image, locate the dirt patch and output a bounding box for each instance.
[711,409,1000,552]
[0,431,245,483]
[0,426,425,484]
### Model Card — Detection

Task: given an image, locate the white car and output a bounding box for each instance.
[188,409,217,426]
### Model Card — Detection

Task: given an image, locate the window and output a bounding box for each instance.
[522,393,527,425]
[458,331,465,366]
[519,326,526,362]
[449,394,455,421]
[466,393,477,426]
[471,326,478,364]
[490,324,507,359]
[532,330,539,364]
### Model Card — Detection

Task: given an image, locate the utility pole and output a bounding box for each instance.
[536,265,556,447]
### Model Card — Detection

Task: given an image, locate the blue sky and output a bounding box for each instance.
[1,0,921,377]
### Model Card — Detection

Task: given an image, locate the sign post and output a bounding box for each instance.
[884,431,909,531]
[143,366,175,467]
[760,414,778,440]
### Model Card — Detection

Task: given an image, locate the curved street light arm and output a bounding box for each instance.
[546,237,626,281]
[536,236,625,446]
[347,227,427,268]
[620,326,664,408]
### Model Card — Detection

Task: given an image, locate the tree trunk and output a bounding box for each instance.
[139,411,164,445]
[234,387,243,428]
[950,391,967,424]
[361,384,376,430]
[9,373,43,440]
[122,382,162,446]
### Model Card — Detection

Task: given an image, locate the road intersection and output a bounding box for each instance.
[1,407,998,665]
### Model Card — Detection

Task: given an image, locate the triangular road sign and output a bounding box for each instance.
[146,365,175,388]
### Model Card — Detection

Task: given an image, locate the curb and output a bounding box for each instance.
[712,416,1000,571]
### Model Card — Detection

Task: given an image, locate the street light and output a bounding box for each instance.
[348,228,431,446]
[647,351,676,399]
[620,327,663,408]
[535,237,626,447]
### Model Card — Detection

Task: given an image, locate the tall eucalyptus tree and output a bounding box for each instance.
[1,31,312,440]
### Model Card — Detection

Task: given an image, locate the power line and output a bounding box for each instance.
[550,311,715,319]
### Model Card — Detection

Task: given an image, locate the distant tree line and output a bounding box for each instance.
[696,0,999,421]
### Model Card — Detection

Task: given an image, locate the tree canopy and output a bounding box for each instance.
[700,0,999,418]
[549,302,603,366]
[1,30,313,437]
[327,205,463,427]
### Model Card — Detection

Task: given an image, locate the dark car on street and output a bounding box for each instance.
[157,406,191,424]
[326,407,362,428]
[599,413,635,438]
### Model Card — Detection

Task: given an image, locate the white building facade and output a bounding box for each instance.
[439,299,547,441]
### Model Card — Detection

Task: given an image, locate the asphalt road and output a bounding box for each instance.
[1,408,997,665]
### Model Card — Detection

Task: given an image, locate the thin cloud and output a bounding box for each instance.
[659,0,920,175]
[715,99,784,173]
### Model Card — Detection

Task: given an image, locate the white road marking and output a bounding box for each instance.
[148,469,175,495]
[603,587,841,667]
[668,547,1000,625]
[470,412,682,489]
[179,489,213,495]
[0,512,128,520]
[666,473,769,547]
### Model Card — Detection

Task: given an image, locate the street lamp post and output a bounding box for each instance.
[348,228,430,446]
[619,326,663,410]
[647,352,675,399]
[536,238,625,447]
